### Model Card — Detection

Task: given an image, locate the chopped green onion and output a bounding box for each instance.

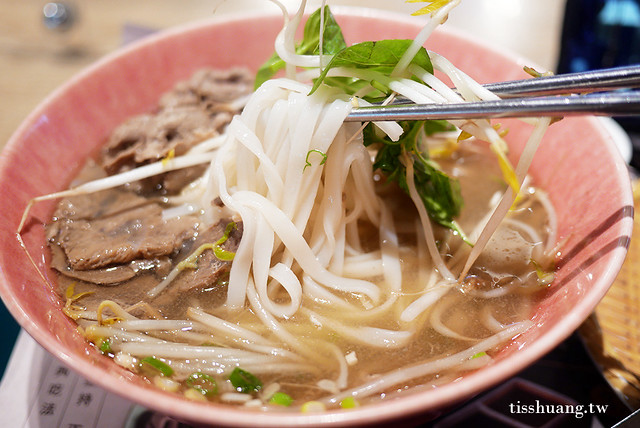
[340,396,359,409]
[186,372,218,397]
[269,392,293,406]
[471,351,487,359]
[213,222,237,261]
[140,357,173,377]
[303,149,328,172]
[99,338,111,354]
[229,367,262,393]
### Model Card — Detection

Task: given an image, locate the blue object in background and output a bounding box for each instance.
[0,300,20,379]
[558,0,640,74]
[558,0,640,166]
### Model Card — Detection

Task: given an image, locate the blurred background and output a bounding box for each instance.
[0,0,567,151]
[3,0,640,426]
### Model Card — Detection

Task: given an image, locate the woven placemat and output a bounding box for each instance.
[580,180,640,409]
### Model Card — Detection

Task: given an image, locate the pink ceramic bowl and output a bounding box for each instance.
[0,7,633,427]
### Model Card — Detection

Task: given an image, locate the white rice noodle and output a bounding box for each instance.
[205,80,390,311]
[273,0,332,71]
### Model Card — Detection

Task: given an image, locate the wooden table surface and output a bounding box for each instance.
[0,0,566,150]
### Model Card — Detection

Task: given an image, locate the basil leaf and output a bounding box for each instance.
[255,51,285,91]
[310,39,433,94]
[254,6,346,89]
[301,5,346,55]
[320,76,390,99]
[365,121,464,235]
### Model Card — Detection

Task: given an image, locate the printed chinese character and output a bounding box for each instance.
[48,383,63,396]
[39,402,56,416]
[55,366,70,377]
[76,393,92,406]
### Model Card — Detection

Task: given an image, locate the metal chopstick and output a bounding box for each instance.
[345,91,640,122]
[344,65,640,122]
[384,65,640,104]
[482,65,640,97]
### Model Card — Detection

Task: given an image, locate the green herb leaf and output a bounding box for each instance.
[302,5,346,55]
[213,222,237,261]
[186,372,218,396]
[229,367,262,393]
[321,76,384,99]
[254,6,346,89]
[364,120,465,237]
[254,51,285,91]
[140,357,174,377]
[310,39,433,94]
[303,149,328,171]
[99,338,111,354]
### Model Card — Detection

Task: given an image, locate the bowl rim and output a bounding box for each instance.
[0,5,634,427]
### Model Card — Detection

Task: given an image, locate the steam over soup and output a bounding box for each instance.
[39,1,558,412]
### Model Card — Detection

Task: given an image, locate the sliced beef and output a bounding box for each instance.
[46,67,251,289]
[50,243,148,285]
[101,107,224,174]
[159,68,254,110]
[48,188,199,271]
[50,187,154,222]
[160,164,208,194]
[99,68,253,194]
